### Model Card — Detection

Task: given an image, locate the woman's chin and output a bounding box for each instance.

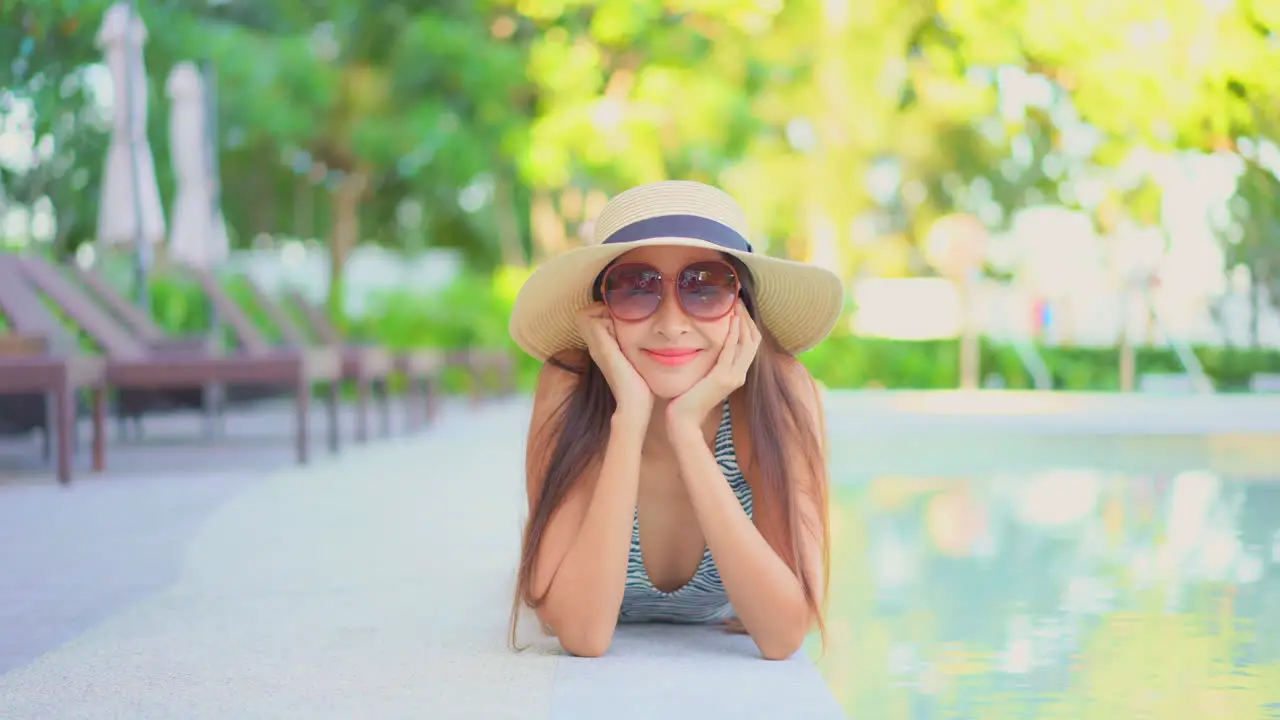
[632,354,717,401]
[640,374,699,401]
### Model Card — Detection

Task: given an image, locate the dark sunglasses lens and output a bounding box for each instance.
[678,262,737,319]
[603,264,662,320]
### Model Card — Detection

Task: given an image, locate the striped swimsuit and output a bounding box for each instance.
[618,402,753,624]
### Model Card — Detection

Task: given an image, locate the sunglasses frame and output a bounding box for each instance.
[599,259,741,322]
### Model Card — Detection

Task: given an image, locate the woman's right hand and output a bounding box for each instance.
[576,302,653,423]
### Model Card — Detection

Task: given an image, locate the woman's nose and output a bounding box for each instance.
[651,290,691,338]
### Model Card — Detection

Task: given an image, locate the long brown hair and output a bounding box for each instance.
[508,254,831,651]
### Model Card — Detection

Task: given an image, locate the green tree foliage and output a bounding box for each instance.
[160,0,531,311]
[2,0,1278,309]
[0,1,117,250]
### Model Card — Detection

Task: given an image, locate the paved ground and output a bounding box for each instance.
[824,389,1280,435]
[823,390,1280,479]
[0,396,842,719]
[0,393,431,485]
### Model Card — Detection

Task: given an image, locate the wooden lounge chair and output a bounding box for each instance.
[65,262,230,434]
[4,255,343,464]
[0,276,109,484]
[447,347,518,404]
[71,261,317,433]
[211,271,396,443]
[282,288,448,428]
[283,289,516,416]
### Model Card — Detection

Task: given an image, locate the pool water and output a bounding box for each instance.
[818,436,1280,719]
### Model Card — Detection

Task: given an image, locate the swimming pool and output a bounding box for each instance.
[819,429,1280,718]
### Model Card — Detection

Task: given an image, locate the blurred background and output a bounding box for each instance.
[3,0,1279,393]
[3,2,1280,717]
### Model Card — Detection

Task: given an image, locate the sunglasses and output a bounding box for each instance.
[599,260,741,322]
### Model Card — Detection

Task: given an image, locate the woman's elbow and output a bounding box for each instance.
[756,634,805,661]
[542,607,617,658]
[753,614,814,660]
[557,624,616,658]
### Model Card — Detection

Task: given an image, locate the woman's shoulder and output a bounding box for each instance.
[527,350,589,455]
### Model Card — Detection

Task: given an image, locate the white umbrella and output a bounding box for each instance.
[95,2,165,251]
[166,62,229,268]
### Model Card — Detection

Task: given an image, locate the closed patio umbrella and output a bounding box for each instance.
[94,3,165,262]
[166,61,228,269]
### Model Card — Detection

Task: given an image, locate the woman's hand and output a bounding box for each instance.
[576,302,653,423]
[666,302,760,433]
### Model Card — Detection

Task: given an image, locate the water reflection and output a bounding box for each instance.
[821,468,1280,718]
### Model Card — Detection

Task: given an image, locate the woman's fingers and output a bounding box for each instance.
[575,307,615,365]
[731,306,759,378]
[744,309,761,355]
[718,313,741,372]
[577,303,610,334]
[576,305,630,372]
[576,301,609,324]
[746,307,761,347]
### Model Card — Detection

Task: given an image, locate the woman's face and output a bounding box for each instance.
[604,246,739,399]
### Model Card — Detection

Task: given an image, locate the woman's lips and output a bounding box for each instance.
[643,349,701,367]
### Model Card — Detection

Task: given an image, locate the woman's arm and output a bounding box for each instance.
[669,364,827,660]
[524,358,647,657]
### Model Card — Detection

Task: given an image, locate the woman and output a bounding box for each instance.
[506,180,844,660]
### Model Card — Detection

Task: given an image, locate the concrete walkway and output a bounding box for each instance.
[824,389,1280,435]
[0,399,843,719]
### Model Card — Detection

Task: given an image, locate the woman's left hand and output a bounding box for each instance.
[666,301,761,433]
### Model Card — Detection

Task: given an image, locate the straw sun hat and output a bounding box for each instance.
[508,180,845,362]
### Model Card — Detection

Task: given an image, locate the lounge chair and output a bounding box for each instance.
[282,288,449,427]
[65,262,231,434]
[282,288,514,417]
[448,347,518,405]
[0,274,108,484]
[209,271,396,442]
[72,261,325,433]
[5,254,343,464]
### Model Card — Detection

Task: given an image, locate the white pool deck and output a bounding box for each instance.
[1,390,1277,718]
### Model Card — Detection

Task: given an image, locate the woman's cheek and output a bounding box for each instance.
[704,320,733,354]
